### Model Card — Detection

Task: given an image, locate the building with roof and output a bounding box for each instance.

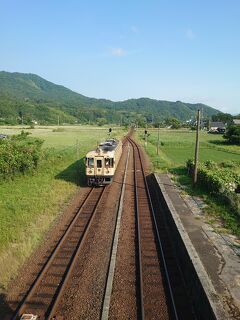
[233,119,240,125]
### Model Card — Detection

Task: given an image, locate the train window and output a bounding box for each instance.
[110,158,114,167]
[105,158,113,167]
[97,159,102,168]
[88,158,94,167]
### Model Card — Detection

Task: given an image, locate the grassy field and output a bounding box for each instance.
[136,128,240,236]
[136,128,240,171]
[0,125,125,289]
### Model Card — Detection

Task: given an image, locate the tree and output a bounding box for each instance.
[165,117,181,129]
[212,112,233,124]
[224,125,240,145]
[96,117,107,126]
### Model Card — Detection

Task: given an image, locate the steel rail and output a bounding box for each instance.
[47,186,106,319]
[128,136,179,320]
[131,138,145,320]
[101,142,130,320]
[50,138,129,320]
[12,186,105,320]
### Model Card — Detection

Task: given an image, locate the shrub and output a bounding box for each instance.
[186,159,240,216]
[0,132,43,179]
[219,161,240,169]
[224,125,240,145]
[52,128,65,132]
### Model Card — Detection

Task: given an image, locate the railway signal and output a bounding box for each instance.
[144,129,148,147]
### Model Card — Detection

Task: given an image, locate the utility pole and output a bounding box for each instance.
[58,116,60,126]
[193,109,201,186]
[157,125,160,155]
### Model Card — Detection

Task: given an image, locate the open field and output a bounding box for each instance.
[136,129,240,171]
[0,125,122,148]
[136,129,240,236]
[0,125,126,288]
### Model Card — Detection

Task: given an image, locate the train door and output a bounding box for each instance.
[95,157,104,176]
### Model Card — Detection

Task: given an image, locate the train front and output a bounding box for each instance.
[85,147,115,186]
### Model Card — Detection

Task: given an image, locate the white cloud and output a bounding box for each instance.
[111,48,127,57]
[186,28,196,40]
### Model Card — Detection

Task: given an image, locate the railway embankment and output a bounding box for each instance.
[153,173,240,320]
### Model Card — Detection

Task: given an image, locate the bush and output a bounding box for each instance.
[186,159,240,216]
[219,160,240,169]
[0,132,43,179]
[224,125,240,145]
[52,128,65,132]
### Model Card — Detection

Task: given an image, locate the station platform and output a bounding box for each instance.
[154,173,240,320]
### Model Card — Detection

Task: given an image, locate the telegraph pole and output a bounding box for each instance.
[193,109,201,186]
[157,125,160,155]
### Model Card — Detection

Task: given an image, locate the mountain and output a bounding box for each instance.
[0,71,220,125]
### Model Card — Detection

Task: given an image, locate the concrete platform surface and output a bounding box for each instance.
[155,173,240,320]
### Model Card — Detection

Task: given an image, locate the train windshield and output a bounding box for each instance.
[87,158,94,167]
[97,159,102,168]
[105,158,114,168]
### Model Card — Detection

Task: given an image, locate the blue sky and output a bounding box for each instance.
[1,0,240,114]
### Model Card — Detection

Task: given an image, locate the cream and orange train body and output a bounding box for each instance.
[85,139,122,186]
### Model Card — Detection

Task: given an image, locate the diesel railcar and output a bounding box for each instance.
[85,139,122,186]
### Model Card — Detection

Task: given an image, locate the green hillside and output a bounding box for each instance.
[0,71,220,125]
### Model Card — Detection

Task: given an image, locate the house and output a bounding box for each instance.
[233,119,240,125]
[208,121,226,133]
[209,121,226,132]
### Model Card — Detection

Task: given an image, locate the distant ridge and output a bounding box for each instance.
[0,71,220,125]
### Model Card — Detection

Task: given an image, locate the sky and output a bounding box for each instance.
[0,0,240,114]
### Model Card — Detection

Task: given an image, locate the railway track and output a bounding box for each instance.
[13,186,107,320]
[12,134,195,319]
[129,137,177,319]
[101,136,181,320]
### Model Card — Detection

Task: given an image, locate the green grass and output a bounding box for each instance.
[0,125,126,288]
[172,171,240,236]
[136,128,240,236]
[136,129,240,171]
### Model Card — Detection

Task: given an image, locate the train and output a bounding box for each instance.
[85,138,122,186]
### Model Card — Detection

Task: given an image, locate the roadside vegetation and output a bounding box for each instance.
[0,131,43,179]
[0,125,125,289]
[136,128,240,236]
[224,125,240,145]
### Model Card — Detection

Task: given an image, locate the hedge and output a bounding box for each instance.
[186,159,240,216]
[0,132,43,179]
